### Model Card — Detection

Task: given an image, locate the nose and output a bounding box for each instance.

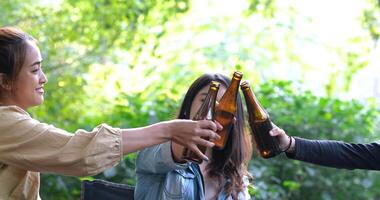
[39,69,48,84]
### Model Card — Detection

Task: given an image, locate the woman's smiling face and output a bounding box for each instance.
[8,40,47,110]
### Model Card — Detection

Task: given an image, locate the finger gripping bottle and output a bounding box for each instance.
[182,81,220,163]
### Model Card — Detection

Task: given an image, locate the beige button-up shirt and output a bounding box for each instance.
[0,106,123,200]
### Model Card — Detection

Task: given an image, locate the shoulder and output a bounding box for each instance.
[0,105,31,120]
[238,175,253,200]
[224,174,252,186]
[0,105,47,134]
[0,105,30,115]
[242,175,250,186]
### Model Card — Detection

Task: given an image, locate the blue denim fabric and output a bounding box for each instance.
[134,141,204,200]
[134,142,251,200]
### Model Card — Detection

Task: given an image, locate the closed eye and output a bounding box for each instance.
[31,67,40,74]
[29,60,43,73]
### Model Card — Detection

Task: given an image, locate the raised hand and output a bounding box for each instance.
[167,119,222,161]
[270,123,295,153]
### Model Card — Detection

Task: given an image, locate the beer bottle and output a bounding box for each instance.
[213,71,243,149]
[182,81,220,163]
[240,81,281,158]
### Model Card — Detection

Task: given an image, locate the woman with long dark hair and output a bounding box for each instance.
[135,73,253,200]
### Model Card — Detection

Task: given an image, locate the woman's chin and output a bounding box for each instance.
[32,98,44,107]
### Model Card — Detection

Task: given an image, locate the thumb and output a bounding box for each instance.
[269,128,280,136]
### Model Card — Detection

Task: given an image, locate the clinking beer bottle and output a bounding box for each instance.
[240,81,281,158]
[213,71,243,149]
[182,81,220,163]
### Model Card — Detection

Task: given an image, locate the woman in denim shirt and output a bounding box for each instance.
[135,73,253,200]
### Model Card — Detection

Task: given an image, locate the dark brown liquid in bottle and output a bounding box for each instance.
[214,71,242,149]
[213,110,234,149]
[251,118,280,158]
[182,81,220,163]
[241,81,281,158]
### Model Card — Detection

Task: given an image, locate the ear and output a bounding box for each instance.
[0,73,12,91]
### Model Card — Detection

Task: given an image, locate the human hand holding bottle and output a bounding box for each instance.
[167,119,222,161]
[269,123,295,153]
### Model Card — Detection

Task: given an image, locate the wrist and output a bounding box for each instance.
[159,120,173,141]
[285,136,296,153]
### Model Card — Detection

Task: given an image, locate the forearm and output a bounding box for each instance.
[286,137,380,170]
[0,122,122,176]
[123,119,219,159]
[121,122,171,154]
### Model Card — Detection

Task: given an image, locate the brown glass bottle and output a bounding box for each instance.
[182,81,220,163]
[240,81,281,158]
[213,71,243,149]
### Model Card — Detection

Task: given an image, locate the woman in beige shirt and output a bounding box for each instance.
[0,26,221,200]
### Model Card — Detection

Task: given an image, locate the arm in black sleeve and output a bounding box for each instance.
[286,137,380,170]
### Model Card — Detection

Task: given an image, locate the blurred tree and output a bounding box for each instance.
[249,80,380,200]
[246,0,380,97]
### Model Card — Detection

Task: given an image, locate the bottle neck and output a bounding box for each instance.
[243,87,268,122]
[207,88,218,121]
[218,76,240,109]
[194,86,219,120]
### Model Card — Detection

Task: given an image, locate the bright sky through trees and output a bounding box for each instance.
[40,0,379,103]
[186,0,379,101]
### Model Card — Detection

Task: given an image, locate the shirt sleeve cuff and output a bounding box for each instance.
[285,137,304,159]
[115,128,123,162]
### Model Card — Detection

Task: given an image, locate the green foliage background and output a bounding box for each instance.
[1,0,380,199]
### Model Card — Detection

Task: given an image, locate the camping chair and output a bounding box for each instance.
[80,179,135,200]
